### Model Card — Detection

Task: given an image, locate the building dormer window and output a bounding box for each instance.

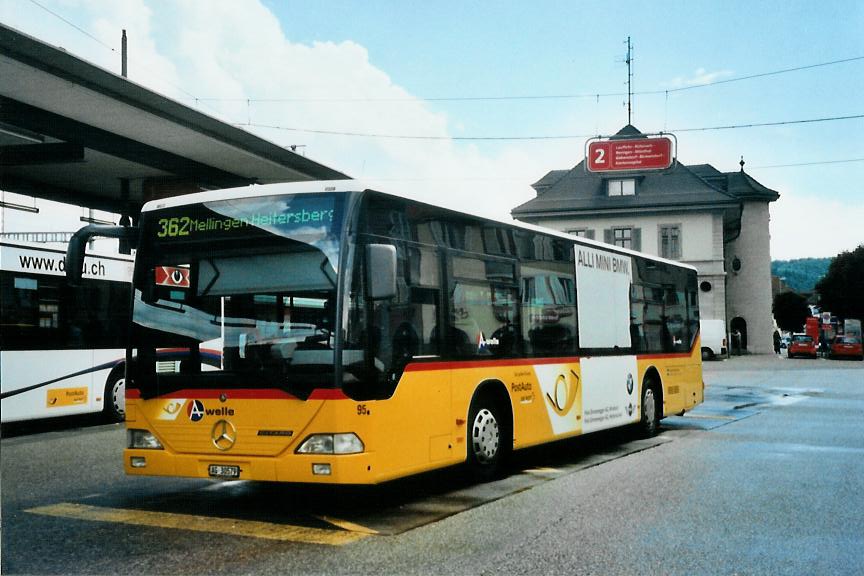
[607,179,636,196]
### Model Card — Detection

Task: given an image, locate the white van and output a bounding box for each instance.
[699,319,728,360]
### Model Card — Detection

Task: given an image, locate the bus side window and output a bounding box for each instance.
[446,280,518,358]
[521,269,576,357]
[360,244,442,397]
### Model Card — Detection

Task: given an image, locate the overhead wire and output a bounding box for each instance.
[359,157,864,182]
[240,113,864,141]
[24,0,226,117]
[21,0,864,159]
[27,0,116,53]
[195,55,864,103]
[20,0,864,111]
[748,158,864,170]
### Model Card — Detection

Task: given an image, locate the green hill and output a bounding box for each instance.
[771,257,831,293]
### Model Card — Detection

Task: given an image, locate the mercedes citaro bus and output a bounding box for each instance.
[66,181,703,484]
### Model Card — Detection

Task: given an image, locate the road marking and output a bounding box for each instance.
[316,515,379,535]
[26,503,370,546]
[524,467,561,475]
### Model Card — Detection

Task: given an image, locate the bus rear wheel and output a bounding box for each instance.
[103,368,126,423]
[639,379,660,437]
[467,393,510,482]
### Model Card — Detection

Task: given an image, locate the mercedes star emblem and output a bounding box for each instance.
[211,419,237,451]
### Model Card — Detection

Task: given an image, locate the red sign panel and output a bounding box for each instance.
[587,137,673,172]
[155,266,191,288]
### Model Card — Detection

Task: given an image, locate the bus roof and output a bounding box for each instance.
[141,180,697,272]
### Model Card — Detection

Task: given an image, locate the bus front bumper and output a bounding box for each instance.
[124,448,378,484]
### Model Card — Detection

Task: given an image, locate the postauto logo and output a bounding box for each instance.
[187,400,235,422]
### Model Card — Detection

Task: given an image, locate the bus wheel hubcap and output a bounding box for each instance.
[112,378,126,416]
[472,408,499,463]
[644,389,655,424]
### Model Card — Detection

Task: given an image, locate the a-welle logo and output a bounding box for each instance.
[187,400,236,422]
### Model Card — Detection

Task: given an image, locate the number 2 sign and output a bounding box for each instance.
[586,136,674,173]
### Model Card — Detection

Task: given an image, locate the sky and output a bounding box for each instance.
[1,0,862,260]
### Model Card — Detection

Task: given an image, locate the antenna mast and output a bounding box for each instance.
[625,36,633,125]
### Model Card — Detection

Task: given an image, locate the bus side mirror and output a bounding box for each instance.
[67,224,139,287]
[366,244,397,300]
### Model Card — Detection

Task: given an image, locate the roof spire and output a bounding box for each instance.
[625,36,633,125]
[739,155,745,172]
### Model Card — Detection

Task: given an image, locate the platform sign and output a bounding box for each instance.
[587,136,674,172]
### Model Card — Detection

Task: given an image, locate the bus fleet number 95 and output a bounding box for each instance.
[156,217,192,238]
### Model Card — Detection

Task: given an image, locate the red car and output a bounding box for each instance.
[788,334,817,359]
[829,335,864,361]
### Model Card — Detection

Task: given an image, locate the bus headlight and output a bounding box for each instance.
[296,433,364,454]
[127,429,164,450]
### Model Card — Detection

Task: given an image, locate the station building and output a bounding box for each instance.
[511,125,780,354]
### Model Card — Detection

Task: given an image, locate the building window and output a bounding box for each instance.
[659,225,682,259]
[567,228,595,239]
[607,179,635,196]
[613,227,632,249]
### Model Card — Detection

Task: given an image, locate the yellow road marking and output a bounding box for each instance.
[525,467,561,475]
[26,503,370,546]
[316,515,379,535]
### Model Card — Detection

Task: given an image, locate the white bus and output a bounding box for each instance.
[0,240,133,423]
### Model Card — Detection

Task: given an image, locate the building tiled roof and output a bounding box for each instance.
[513,160,740,217]
[531,170,570,194]
[726,171,780,201]
[610,124,646,139]
[512,126,779,218]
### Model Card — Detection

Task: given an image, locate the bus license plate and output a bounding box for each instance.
[208,464,240,479]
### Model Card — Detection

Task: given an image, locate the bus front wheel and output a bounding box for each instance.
[103,368,126,423]
[467,393,510,482]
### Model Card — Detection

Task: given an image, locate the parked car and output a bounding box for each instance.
[788,334,817,359]
[829,335,864,361]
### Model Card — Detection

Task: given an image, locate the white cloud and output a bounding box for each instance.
[770,191,864,260]
[664,67,734,89]
[5,0,854,263]
[132,0,542,221]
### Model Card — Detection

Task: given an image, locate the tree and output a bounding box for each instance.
[772,291,810,333]
[816,244,864,321]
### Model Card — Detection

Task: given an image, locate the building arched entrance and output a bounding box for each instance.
[730,316,748,354]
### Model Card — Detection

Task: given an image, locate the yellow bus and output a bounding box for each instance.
[67,181,703,484]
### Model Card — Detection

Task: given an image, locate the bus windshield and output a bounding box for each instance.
[130,193,345,399]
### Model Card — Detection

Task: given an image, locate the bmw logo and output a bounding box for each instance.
[626,373,634,395]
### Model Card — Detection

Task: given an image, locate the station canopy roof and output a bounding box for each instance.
[0,23,349,216]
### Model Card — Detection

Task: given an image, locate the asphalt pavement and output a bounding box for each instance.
[2,353,862,575]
